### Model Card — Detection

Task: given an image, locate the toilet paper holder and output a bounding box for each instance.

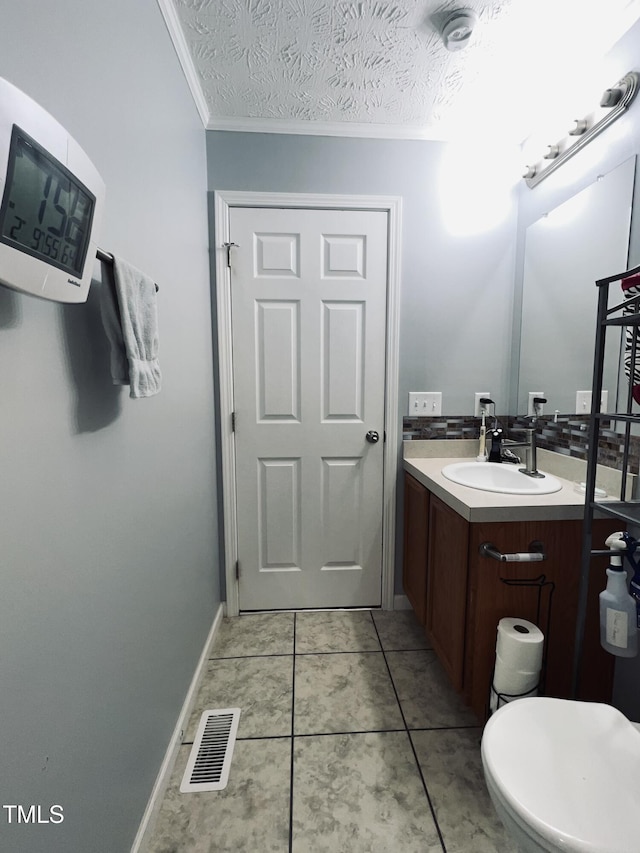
[479,541,546,562]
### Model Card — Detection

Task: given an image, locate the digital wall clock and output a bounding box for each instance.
[0,77,105,302]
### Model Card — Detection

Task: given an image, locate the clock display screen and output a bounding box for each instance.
[0,125,95,278]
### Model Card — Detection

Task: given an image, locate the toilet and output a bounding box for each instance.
[481,696,640,853]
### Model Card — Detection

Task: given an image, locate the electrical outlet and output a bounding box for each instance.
[408,392,442,416]
[474,392,491,417]
[575,390,608,413]
[528,391,545,417]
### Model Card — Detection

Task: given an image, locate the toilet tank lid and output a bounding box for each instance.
[481,697,640,853]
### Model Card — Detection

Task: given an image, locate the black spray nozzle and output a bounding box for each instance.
[622,532,640,572]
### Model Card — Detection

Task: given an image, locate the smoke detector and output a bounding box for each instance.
[441,10,478,51]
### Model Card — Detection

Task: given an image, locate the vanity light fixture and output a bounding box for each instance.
[523,71,639,188]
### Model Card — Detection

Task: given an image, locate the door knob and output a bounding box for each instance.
[366,430,380,444]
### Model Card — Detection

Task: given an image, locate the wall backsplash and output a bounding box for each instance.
[403,414,640,473]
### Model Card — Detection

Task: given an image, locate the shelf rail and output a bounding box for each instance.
[572,262,640,697]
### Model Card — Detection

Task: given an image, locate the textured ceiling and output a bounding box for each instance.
[165,0,640,141]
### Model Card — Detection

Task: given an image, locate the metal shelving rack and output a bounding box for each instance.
[573,261,640,697]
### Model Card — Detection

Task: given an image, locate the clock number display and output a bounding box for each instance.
[0,126,96,277]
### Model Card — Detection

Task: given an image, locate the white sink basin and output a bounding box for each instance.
[441,461,562,495]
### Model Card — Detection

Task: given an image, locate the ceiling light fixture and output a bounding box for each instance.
[523,71,639,188]
[441,10,478,52]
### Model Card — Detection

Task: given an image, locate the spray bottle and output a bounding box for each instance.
[621,532,640,631]
[599,532,638,657]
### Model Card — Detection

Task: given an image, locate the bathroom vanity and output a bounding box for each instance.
[403,445,622,721]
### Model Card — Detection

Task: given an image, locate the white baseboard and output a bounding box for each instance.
[130,602,225,853]
[393,594,411,610]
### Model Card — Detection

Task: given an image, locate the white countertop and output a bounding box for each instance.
[403,440,629,523]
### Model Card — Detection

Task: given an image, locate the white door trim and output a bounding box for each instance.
[214,191,402,617]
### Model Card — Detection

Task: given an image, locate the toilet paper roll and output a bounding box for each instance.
[492,663,540,697]
[495,617,544,673]
[494,652,540,679]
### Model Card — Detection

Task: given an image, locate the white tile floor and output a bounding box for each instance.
[145,609,515,852]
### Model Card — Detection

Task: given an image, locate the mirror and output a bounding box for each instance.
[518,156,636,415]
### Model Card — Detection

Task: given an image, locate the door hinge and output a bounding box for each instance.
[235,560,240,580]
[231,411,236,432]
[223,241,239,267]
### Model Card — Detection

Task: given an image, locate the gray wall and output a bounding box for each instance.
[206,133,518,418]
[0,2,220,851]
[206,132,519,594]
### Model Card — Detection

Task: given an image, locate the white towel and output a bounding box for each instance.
[100,256,161,398]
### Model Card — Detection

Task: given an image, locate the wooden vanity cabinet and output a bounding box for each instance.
[464,518,616,718]
[402,471,617,721]
[402,473,430,623]
[425,495,469,691]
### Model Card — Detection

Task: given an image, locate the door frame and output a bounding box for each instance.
[214,191,402,616]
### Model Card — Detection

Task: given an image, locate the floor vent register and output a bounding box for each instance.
[180,709,241,793]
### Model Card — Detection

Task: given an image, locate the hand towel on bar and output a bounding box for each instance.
[100,256,161,398]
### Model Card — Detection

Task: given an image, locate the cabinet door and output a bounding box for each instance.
[426,495,470,690]
[465,519,616,720]
[402,473,430,623]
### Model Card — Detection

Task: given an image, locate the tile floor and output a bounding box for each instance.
[146,609,515,853]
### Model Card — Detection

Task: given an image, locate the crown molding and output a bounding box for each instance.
[156,0,210,128]
[205,114,449,141]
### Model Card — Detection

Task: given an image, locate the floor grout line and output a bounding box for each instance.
[207,647,433,662]
[370,611,448,853]
[207,652,294,661]
[295,648,381,655]
[227,723,481,745]
[288,612,297,853]
[407,724,482,733]
[288,727,407,738]
[183,722,482,747]
[295,647,433,655]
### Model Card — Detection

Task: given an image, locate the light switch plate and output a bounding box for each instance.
[408,392,442,416]
[576,390,608,413]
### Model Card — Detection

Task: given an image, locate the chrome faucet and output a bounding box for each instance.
[503,428,544,478]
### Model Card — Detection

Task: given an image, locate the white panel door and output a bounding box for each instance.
[230,207,388,610]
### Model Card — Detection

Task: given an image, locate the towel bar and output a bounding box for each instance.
[479,541,547,562]
[97,248,159,292]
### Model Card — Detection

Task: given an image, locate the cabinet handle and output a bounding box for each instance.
[479,541,546,562]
